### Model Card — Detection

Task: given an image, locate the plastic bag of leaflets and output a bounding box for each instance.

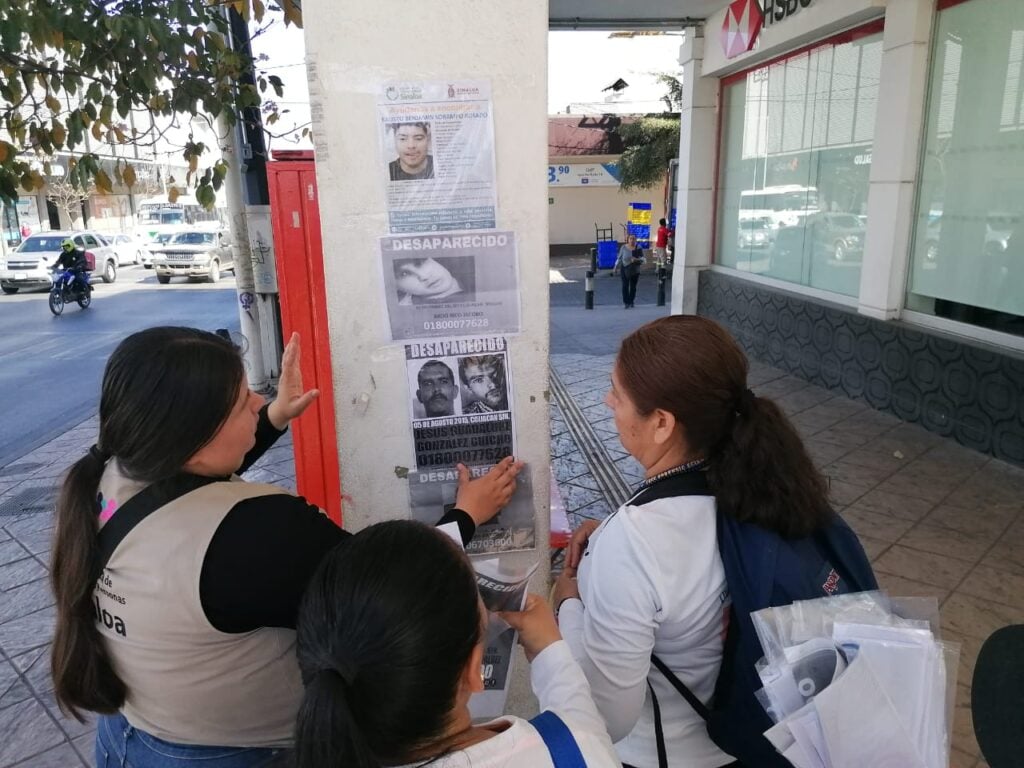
[749,591,959,768]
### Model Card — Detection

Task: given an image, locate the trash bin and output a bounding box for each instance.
[596,240,618,269]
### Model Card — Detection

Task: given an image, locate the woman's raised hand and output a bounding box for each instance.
[498,594,562,662]
[268,333,320,430]
[455,456,525,526]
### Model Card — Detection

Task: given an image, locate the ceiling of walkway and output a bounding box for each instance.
[549,0,724,29]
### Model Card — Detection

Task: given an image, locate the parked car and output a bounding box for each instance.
[101,232,147,267]
[737,218,772,250]
[151,230,234,283]
[0,230,118,294]
[807,213,865,262]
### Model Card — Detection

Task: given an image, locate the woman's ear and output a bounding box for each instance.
[652,408,678,446]
[462,641,486,696]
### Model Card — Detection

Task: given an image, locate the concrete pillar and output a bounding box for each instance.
[303,0,550,717]
[857,0,935,320]
[671,31,720,315]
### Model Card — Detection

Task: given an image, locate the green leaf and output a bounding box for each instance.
[268,75,284,99]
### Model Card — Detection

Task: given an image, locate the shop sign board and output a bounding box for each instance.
[721,0,815,59]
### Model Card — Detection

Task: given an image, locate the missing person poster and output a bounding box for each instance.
[378,80,497,234]
[469,558,538,722]
[405,337,516,468]
[380,231,521,342]
[409,465,535,555]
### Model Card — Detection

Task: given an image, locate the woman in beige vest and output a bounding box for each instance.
[49,326,521,768]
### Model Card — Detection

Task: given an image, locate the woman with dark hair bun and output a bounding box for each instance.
[553,315,835,767]
[294,520,621,768]
[49,326,521,768]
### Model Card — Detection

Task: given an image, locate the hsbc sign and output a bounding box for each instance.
[720,0,814,59]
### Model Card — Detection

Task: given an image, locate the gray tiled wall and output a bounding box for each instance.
[696,270,1024,466]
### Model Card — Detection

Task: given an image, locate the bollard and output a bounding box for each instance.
[585,270,595,309]
[656,266,666,307]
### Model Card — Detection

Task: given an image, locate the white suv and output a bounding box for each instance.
[151,230,234,283]
[1,231,119,294]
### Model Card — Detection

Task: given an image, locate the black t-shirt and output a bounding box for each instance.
[197,406,476,632]
[389,155,434,181]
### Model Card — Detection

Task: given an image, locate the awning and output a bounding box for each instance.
[549,0,722,29]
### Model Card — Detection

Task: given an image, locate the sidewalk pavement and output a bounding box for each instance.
[1,300,1020,767]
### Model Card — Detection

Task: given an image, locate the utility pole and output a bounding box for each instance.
[219,110,270,394]
[219,6,283,394]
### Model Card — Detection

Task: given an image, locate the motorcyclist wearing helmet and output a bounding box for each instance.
[54,238,89,293]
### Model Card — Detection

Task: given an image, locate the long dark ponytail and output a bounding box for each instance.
[617,315,831,538]
[294,521,483,768]
[51,327,244,720]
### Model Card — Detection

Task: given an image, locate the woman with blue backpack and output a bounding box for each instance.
[291,520,620,768]
[554,315,876,768]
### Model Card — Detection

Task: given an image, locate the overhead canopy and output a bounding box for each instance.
[549,0,722,29]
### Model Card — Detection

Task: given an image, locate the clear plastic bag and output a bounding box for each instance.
[752,592,957,768]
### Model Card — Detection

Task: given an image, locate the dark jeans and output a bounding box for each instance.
[621,271,640,306]
[96,713,290,768]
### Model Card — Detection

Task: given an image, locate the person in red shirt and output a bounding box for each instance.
[654,218,669,268]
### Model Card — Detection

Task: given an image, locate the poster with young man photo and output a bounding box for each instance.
[378,80,497,233]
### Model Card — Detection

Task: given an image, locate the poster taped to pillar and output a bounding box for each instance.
[469,558,538,722]
[406,337,516,469]
[380,231,521,341]
[378,80,497,234]
[409,466,535,554]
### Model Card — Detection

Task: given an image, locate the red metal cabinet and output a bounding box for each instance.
[267,151,343,524]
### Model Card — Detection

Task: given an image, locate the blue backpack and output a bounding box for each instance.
[633,470,879,768]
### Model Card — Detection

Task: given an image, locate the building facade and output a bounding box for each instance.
[673,0,1024,464]
[548,116,666,252]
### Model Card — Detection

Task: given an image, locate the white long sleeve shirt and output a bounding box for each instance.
[397,640,619,767]
[559,490,734,768]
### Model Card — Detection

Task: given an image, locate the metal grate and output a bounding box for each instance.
[0,486,57,517]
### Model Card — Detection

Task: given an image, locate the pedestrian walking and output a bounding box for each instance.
[654,218,669,268]
[614,234,644,308]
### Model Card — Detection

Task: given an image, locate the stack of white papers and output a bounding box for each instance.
[753,594,955,768]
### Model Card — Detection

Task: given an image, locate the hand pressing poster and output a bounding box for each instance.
[378,80,497,234]
[405,337,516,469]
[409,465,535,555]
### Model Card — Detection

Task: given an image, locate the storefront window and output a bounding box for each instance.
[906,0,1024,337]
[716,28,883,298]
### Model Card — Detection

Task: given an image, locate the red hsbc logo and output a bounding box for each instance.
[721,0,763,59]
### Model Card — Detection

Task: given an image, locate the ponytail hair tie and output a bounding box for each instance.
[318,659,357,686]
[735,388,756,417]
[88,444,110,464]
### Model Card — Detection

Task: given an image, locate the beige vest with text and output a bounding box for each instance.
[95,468,304,748]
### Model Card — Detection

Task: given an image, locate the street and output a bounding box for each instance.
[548,253,671,308]
[0,254,666,469]
[0,265,240,467]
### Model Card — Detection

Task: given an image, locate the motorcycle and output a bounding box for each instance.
[49,266,93,316]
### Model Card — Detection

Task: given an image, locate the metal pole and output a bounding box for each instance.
[585,270,594,309]
[656,265,667,307]
[590,246,597,274]
[219,112,270,393]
